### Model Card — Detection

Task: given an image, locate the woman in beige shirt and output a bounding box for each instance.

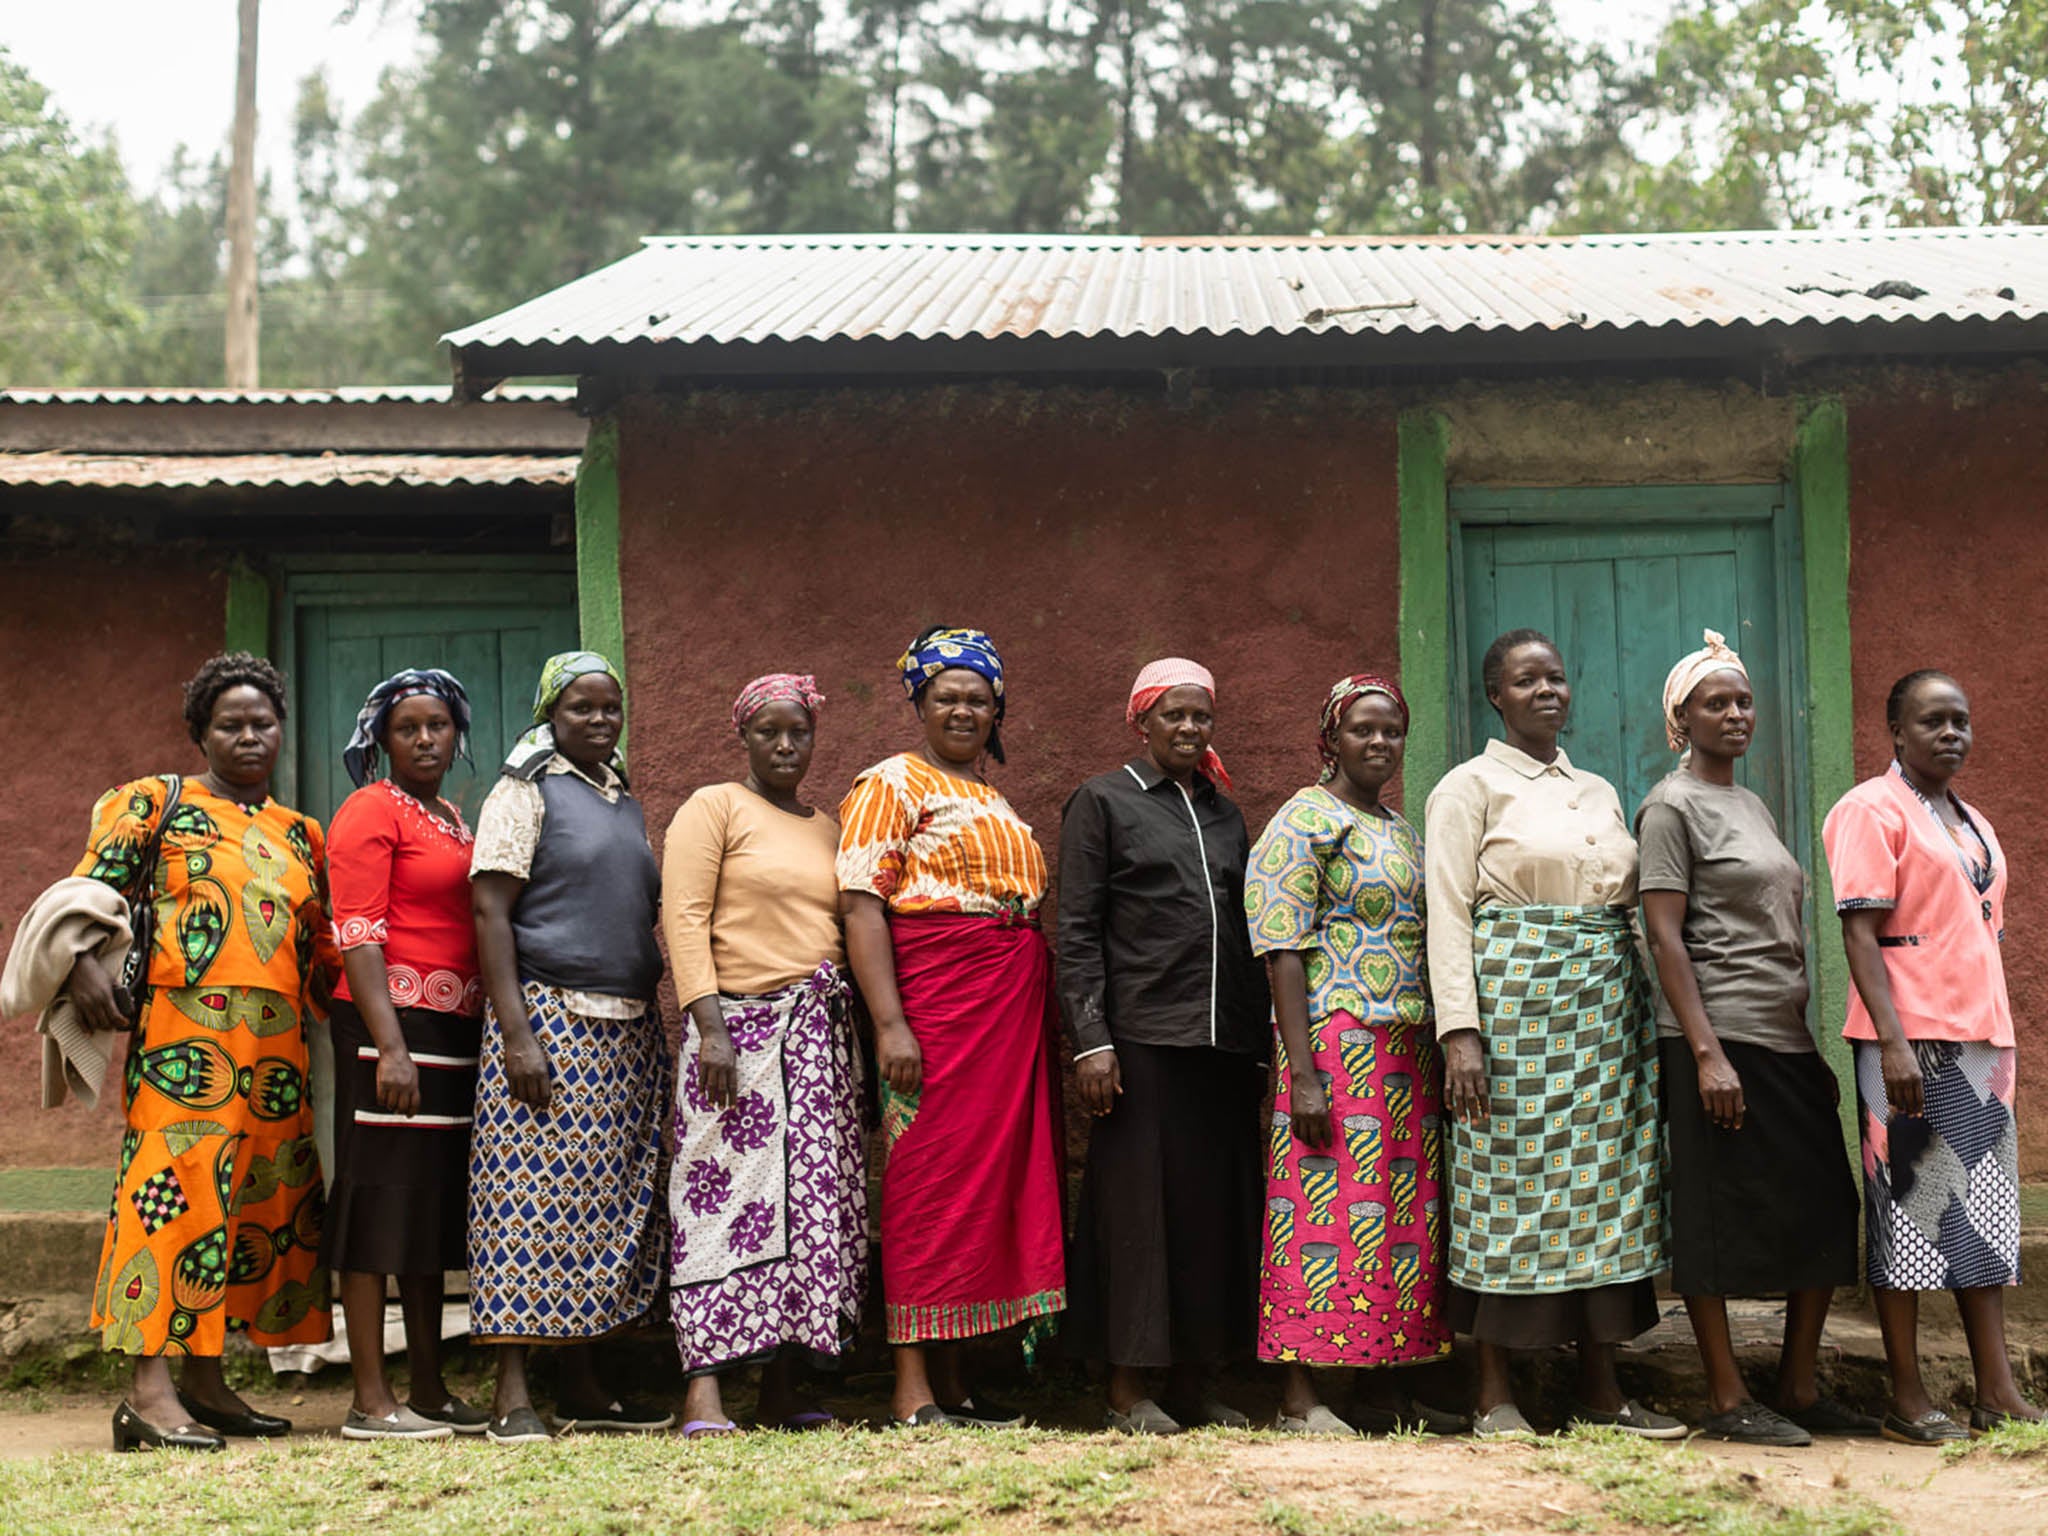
[1423,629,1677,1439]
[662,674,868,1437]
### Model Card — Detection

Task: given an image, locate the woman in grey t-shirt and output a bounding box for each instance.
[1637,631,1865,1447]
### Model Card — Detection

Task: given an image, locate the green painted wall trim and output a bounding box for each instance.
[575,413,628,756]
[1397,409,1452,812]
[1794,395,1858,1149]
[224,561,271,656]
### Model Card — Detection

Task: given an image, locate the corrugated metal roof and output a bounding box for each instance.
[0,384,575,406]
[0,452,579,490]
[443,229,2048,357]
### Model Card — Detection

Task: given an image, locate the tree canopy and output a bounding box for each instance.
[6,0,2045,386]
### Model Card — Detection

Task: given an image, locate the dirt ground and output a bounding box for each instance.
[2,1383,2036,1536]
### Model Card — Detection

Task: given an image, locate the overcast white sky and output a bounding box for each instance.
[5,3,421,191]
[7,1,1676,198]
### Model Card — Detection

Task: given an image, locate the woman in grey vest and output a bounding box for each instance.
[467,651,675,1444]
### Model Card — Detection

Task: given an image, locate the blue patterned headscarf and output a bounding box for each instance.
[897,626,1007,762]
[342,669,472,787]
[502,650,627,782]
[898,627,1005,712]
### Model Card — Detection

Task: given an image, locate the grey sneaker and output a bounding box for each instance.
[1473,1404,1541,1439]
[342,1406,455,1441]
[1275,1404,1357,1437]
[1572,1398,1687,1440]
[1106,1398,1184,1436]
[411,1396,490,1435]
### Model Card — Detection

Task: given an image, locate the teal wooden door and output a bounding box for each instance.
[281,566,578,826]
[1453,487,1803,834]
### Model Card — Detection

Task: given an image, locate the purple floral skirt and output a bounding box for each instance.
[668,962,869,1374]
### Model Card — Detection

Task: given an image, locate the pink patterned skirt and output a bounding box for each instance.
[1258,1007,1452,1368]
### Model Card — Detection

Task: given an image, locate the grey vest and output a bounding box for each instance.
[510,773,663,999]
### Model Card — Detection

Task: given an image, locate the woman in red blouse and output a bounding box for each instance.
[323,670,488,1440]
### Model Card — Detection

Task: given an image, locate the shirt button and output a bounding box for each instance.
[1568,800,1579,810]
[1585,834,1597,845]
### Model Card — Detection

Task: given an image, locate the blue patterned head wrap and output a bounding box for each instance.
[897,627,1005,714]
[897,626,1007,762]
[342,668,472,788]
[502,650,627,782]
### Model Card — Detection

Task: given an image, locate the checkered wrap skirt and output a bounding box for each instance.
[1448,905,1666,1294]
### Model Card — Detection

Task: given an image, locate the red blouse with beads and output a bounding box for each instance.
[327,778,482,1016]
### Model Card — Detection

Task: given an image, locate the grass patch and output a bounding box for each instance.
[0,1428,1196,1536]
[1945,1416,2048,1466]
[1258,1498,1408,1536]
[1537,1428,1899,1536]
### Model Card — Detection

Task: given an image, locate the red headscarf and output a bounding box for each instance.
[732,673,825,737]
[1318,673,1408,783]
[1127,657,1232,791]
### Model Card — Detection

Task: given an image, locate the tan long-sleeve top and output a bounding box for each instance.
[1422,738,1639,1039]
[662,782,845,1006]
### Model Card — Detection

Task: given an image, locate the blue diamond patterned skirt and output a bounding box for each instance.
[467,980,674,1341]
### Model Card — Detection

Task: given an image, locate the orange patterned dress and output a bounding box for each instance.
[835,752,1047,916]
[76,776,340,1356]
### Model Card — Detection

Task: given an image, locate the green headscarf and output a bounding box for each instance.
[502,649,627,782]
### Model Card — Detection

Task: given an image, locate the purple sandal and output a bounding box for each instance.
[682,1419,739,1438]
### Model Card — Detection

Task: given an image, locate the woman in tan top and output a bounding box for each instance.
[662,674,868,1437]
[1424,629,1678,1440]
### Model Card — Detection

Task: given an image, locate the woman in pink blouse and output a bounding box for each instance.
[1824,670,2039,1444]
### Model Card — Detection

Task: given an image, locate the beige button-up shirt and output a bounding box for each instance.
[1422,737,1639,1039]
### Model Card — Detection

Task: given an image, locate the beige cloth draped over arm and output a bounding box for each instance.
[1422,739,1640,1040]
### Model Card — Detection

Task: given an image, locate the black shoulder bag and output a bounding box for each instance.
[113,774,183,1027]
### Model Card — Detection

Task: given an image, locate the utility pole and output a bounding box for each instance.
[224,0,261,387]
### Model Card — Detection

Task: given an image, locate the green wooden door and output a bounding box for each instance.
[281,565,578,826]
[1453,487,1803,834]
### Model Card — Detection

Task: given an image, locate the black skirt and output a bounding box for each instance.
[322,997,482,1275]
[1063,1040,1265,1368]
[1661,1038,1859,1297]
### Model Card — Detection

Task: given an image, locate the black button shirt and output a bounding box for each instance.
[1056,756,1271,1059]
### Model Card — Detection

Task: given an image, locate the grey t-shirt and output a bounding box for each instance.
[1634,772,1813,1053]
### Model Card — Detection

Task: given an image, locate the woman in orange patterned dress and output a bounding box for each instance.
[65,653,340,1451]
[838,626,1065,1428]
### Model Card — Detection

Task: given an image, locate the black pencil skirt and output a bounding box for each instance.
[1661,1038,1859,1297]
[322,997,482,1276]
[1063,1040,1266,1369]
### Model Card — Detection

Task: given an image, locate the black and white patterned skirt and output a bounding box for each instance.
[1855,1038,2020,1290]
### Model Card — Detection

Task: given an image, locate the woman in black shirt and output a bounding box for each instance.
[1058,659,1269,1435]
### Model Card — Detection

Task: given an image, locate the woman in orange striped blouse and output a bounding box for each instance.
[838,626,1065,1428]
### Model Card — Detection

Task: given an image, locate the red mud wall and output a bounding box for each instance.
[0,553,228,1169]
[1848,381,2048,1177]
[615,382,1401,991]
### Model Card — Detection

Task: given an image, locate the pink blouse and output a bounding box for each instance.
[1822,764,2013,1047]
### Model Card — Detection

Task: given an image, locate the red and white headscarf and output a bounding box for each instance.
[732,672,825,737]
[1126,657,1231,790]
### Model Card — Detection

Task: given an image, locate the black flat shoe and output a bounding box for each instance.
[113,1400,224,1453]
[1880,1409,1968,1446]
[181,1396,291,1437]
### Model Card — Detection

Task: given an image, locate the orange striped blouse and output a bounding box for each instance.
[835,752,1047,916]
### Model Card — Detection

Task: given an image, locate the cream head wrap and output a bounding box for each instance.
[1662,629,1749,752]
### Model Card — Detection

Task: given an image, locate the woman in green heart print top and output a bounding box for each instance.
[1242,675,1452,1436]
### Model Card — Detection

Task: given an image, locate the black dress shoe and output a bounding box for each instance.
[113,1400,225,1453]
[181,1395,292,1437]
